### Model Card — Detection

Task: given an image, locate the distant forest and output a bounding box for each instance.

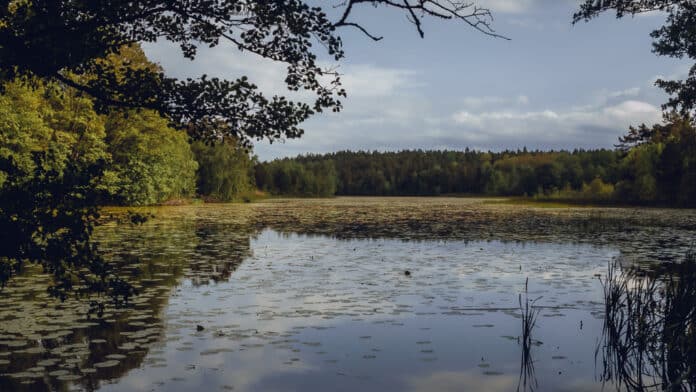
[255,114,696,206]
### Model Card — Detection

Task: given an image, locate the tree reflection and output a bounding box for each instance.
[598,251,696,391]
[190,223,253,285]
[0,211,255,391]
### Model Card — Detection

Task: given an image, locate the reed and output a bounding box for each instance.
[518,277,541,392]
[597,250,696,391]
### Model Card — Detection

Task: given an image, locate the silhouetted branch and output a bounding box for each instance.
[332,0,509,40]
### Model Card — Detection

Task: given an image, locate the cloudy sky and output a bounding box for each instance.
[143,0,688,161]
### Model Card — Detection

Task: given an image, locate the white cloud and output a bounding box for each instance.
[460,95,529,110]
[143,41,417,102]
[255,95,663,160]
[448,99,662,149]
[143,34,669,161]
[478,0,537,13]
[517,95,530,105]
[452,100,661,129]
[608,87,640,99]
[406,370,517,392]
[571,86,644,112]
[603,100,658,120]
[340,65,419,98]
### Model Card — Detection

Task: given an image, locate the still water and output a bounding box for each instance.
[1,198,695,391]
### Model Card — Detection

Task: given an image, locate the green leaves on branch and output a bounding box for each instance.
[0,77,197,307]
[0,153,136,313]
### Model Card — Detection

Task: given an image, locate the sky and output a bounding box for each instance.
[143,0,689,161]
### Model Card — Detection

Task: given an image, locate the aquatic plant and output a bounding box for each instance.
[597,250,696,391]
[518,277,541,392]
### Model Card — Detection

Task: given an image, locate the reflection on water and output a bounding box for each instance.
[0,198,695,391]
[517,279,541,392]
[598,251,696,391]
[0,207,255,391]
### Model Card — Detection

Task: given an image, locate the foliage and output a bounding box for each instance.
[615,114,696,204]
[0,78,115,305]
[191,140,254,202]
[256,158,337,197]
[0,76,195,305]
[0,79,109,186]
[0,0,503,145]
[102,110,197,205]
[0,76,199,207]
[0,149,135,312]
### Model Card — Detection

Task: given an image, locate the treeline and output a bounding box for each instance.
[255,114,696,206]
[3,45,694,207]
[0,46,255,206]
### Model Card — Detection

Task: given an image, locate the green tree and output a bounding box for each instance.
[103,110,197,205]
[191,140,254,202]
[0,79,133,307]
[0,79,109,186]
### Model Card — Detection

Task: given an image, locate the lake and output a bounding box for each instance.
[2,198,696,391]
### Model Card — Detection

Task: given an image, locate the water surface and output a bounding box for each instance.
[2,198,695,391]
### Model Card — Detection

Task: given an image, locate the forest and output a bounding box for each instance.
[3,43,696,210]
[4,50,694,208]
[255,114,696,206]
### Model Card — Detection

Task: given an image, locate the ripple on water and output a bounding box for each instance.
[3,200,695,391]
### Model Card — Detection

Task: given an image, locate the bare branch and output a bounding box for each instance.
[332,0,509,40]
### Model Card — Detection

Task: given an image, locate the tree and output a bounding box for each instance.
[0,79,109,185]
[191,139,255,202]
[0,80,135,309]
[0,0,505,145]
[103,109,198,205]
[574,1,696,116]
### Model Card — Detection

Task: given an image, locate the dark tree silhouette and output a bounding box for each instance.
[0,154,136,312]
[574,0,696,116]
[0,0,505,144]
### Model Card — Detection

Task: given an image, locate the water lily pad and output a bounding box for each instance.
[2,340,28,348]
[94,360,120,368]
[57,374,82,381]
[37,358,59,367]
[48,369,70,377]
[10,371,42,379]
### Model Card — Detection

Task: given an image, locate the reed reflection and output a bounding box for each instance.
[517,278,540,392]
[598,251,696,391]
